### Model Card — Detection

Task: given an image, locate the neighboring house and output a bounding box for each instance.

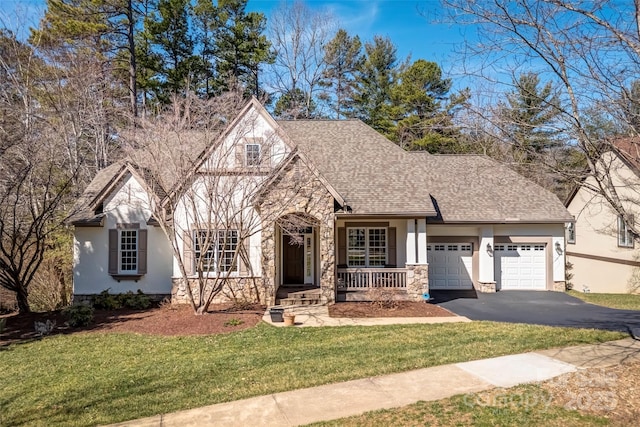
[565,138,640,294]
[71,98,572,306]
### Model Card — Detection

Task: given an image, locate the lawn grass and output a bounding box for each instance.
[0,322,623,426]
[309,384,610,427]
[568,290,640,310]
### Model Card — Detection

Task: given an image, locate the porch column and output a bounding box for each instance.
[417,218,427,264]
[478,226,496,292]
[406,219,416,264]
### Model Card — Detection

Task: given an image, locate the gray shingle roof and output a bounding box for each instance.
[278,120,572,222]
[72,114,571,225]
[277,120,437,216]
[68,162,125,224]
[414,153,573,222]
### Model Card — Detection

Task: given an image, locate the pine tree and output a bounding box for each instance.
[391,59,467,152]
[212,0,273,97]
[321,29,363,119]
[353,36,401,136]
[146,0,204,102]
[500,72,562,163]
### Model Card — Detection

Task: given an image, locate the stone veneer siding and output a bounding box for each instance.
[258,156,337,306]
[476,281,497,293]
[406,264,429,301]
[171,277,267,305]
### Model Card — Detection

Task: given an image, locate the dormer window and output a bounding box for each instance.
[245,143,261,166]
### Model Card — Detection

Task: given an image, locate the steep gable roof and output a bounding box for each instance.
[277,120,438,216]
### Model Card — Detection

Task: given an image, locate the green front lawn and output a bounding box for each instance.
[0,322,623,426]
[568,290,640,310]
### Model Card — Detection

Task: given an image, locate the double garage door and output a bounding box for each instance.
[427,242,547,290]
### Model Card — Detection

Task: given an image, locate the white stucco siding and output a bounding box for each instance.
[171,176,265,278]
[73,174,173,296]
[200,109,290,171]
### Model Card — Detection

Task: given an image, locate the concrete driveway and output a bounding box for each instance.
[431,290,640,333]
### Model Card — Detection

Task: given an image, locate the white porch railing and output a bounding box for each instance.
[337,268,407,290]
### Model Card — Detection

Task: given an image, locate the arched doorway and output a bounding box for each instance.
[277,214,320,288]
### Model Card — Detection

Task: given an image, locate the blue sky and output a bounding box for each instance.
[0,0,468,74]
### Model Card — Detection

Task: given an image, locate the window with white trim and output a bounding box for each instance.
[566,223,576,244]
[347,228,387,267]
[194,229,239,272]
[618,215,634,248]
[245,143,261,166]
[119,229,138,273]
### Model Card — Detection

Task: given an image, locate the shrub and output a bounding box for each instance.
[92,289,121,310]
[64,305,94,327]
[118,290,152,310]
[367,286,400,310]
[565,261,574,291]
[224,318,244,327]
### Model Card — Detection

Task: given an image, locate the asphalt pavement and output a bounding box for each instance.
[432,290,640,334]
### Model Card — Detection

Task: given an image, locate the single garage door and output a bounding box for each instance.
[494,244,546,290]
[427,243,473,289]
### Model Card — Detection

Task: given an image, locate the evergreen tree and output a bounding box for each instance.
[274,88,316,119]
[391,59,467,152]
[146,0,204,102]
[31,0,140,116]
[193,0,218,98]
[321,29,363,119]
[500,72,562,163]
[212,0,273,97]
[353,36,401,136]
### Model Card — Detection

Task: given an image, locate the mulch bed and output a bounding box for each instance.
[328,301,455,318]
[1,300,457,346]
[0,303,265,346]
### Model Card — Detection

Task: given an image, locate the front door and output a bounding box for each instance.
[283,234,304,284]
[282,230,315,285]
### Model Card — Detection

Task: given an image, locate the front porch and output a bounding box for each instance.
[336,265,428,302]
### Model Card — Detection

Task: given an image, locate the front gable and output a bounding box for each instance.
[195,98,292,175]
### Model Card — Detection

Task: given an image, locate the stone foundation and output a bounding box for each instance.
[72,293,170,306]
[476,281,497,293]
[171,277,268,305]
[553,281,566,291]
[406,264,429,302]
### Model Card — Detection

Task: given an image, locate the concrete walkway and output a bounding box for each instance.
[107,337,640,427]
[261,305,472,327]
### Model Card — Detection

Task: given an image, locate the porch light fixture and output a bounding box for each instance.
[486,242,493,256]
[555,241,563,255]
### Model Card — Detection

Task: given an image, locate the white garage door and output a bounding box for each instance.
[495,244,546,290]
[427,243,473,289]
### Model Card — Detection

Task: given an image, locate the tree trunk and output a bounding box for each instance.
[127,0,138,118]
[15,285,30,314]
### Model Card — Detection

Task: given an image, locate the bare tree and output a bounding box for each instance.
[443,0,640,234]
[123,93,314,314]
[268,0,335,118]
[0,30,80,312]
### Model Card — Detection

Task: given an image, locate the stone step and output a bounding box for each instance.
[279,296,327,306]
